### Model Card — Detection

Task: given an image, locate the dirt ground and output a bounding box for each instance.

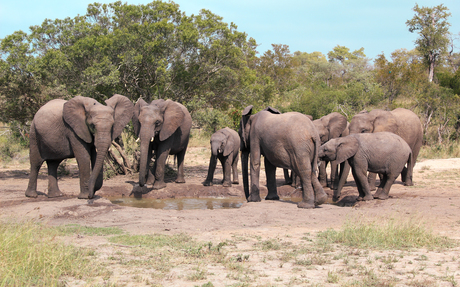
[1,146,460,286]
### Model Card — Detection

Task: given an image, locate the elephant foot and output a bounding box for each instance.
[25,189,38,198]
[175,174,186,183]
[247,193,261,202]
[332,196,340,202]
[203,180,213,186]
[153,181,167,190]
[222,181,232,187]
[297,201,315,209]
[369,186,377,191]
[77,192,90,199]
[146,176,155,186]
[403,181,414,187]
[373,190,389,200]
[48,189,64,198]
[357,195,374,201]
[232,180,239,185]
[315,192,328,206]
[265,194,280,200]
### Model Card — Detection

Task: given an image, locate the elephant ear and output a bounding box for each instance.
[63,96,94,143]
[240,105,253,150]
[327,113,347,139]
[133,98,149,137]
[336,136,359,164]
[374,113,398,133]
[158,100,185,142]
[105,94,134,141]
[263,106,281,114]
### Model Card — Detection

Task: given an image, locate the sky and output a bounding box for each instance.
[1,0,459,61]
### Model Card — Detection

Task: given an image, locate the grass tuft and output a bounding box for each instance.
[317,215,457,250]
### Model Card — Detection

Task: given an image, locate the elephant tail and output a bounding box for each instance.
[311,134,320,174]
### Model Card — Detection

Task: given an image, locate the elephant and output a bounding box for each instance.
[318,132,412,201]
[25,94,134,199]
[239,105,328,209]
[313,112,351,200]
[133,99,192,189]
[203,127,240,187]
[348,108,422,189]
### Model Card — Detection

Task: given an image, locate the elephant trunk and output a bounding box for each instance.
[241,150,249,199]
[139,131,154,187]
[211,141,221,157]
[88,134,111,199]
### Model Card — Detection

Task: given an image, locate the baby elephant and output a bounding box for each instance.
[318,132,411,201]
[203,127,240,187]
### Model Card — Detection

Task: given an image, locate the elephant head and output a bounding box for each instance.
[133,98,186,187]
[319,136,359,164]
[63,94,134,198]
[349,109,398,134]
[211,128,235,157]
[313,112,347,144]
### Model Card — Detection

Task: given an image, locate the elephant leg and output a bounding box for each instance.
[333,161,350,202]
[153,149,169,190]
[76,152,91,199]
[203,155,217,186]
[248,149,262,202]
[373,173,396,200]
[264,158,279,200]
[25,143,44,198]
[222,157,232,187]
[329,161,339,189]
[291,172,300,188]
[47,160,64,198]
[352,165,373,201]
[283,168,292,185]
[175,148,186,183]
[311,170,328,206]
[231,155,239,184]
[367,172,378,191]
[318,160,328,187]
[296,163,315,209]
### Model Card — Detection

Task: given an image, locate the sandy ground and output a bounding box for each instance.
[1,146,460,286]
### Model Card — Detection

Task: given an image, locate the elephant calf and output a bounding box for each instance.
[203,127,240,187]
[318,132,411,201]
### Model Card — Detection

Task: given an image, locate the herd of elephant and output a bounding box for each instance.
[25,95,422,209]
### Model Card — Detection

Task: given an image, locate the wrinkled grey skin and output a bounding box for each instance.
[239,106,328,209]
[313,112,351,201]
[26,95,134,199]
[203,127,240,187]
[133,99,192,190]
[349,108,422,189]
[319,132,412,201]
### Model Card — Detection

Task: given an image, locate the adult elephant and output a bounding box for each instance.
[203,127,240,187]
[348,108,422,188]
[313,112,351,201]
[25,95,134,199]
[133,99,192,189]
[239,105,327,209]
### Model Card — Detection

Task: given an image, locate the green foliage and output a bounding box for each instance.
[193,108,234,134]
[0,124,29,162]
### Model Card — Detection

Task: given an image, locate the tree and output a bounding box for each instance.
[406,4,451,82]
[374,49,425,104]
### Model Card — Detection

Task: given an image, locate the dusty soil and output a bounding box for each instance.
[1,146,460,286]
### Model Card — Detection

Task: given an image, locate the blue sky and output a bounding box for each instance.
[1,0,459,61]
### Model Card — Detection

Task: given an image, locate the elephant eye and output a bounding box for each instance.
[155,120,161,126]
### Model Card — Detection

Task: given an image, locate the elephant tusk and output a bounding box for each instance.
[136,137,140,143]
[151,137,154,142]
[95,147,98,153]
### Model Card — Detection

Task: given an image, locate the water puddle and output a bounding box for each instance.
[109,197,245,210]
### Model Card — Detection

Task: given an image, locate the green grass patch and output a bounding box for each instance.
[0,221,100,286]
[317,216,457,250]
[56,224,125,236]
